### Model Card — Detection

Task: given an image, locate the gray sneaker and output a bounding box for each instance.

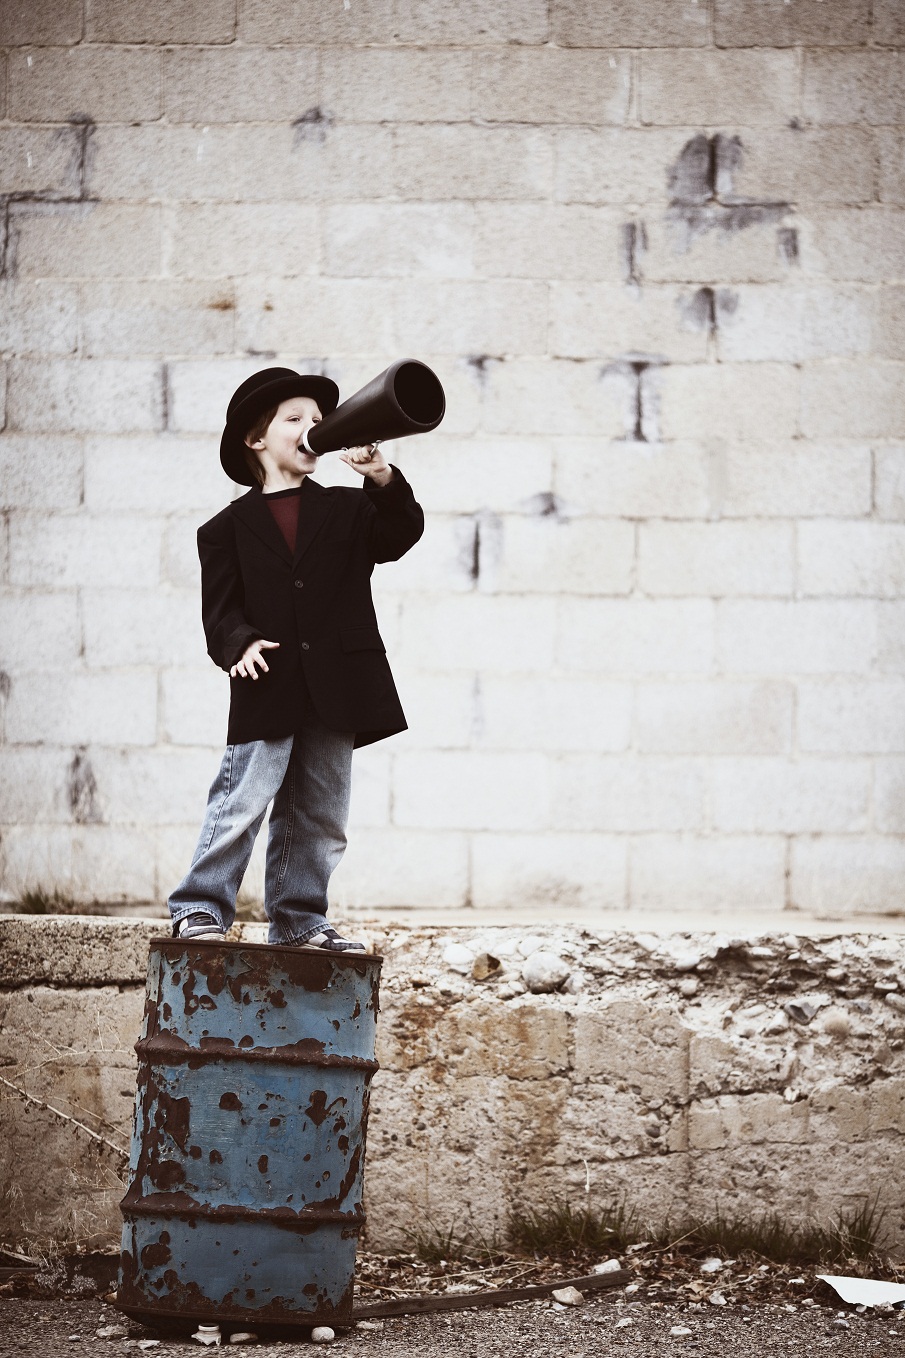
[301,926,366,953]
[175,913,226,942]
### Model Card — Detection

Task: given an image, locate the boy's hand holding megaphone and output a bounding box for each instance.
[338,441,393,488]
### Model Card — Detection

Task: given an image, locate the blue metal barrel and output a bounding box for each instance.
[117,940,381,1331]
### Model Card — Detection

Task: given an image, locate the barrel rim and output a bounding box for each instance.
[149,938,383,965]
[134,1033,379,1071]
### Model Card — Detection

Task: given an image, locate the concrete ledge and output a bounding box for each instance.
[1,917,904,1254]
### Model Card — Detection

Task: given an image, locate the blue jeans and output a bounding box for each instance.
[168,720,355,944]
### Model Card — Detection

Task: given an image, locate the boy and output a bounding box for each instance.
[168,366,424,950]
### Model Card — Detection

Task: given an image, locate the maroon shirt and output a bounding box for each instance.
[263,484,303,552]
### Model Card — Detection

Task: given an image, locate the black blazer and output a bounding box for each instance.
[197,468,424,747]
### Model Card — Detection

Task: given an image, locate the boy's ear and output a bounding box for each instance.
[244,435,265,450]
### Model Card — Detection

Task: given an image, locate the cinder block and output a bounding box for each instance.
[236,278,396,355]
[14,203,163,280]
[574,1001,690,1099]
[400,594,557,672]
[798,680,905,754]
[410,439,554,515]
[74,826,158,901]
[641,215,790,285]
[637,680,793,755]
[554,438,710,519]
[715,0,869,46]
[321,49,471,123]
[84,436,225,513]
[554,0,708,46]
[87,0,236,42]
[480,513,634,596]
[393,751,550,831]
[791,837,905,915]
[658,364,798,441]
[869,1078,905,1135]
[7,359,162,434]
[0,0,82,44]
[472,49,630,124]
[392,126,553,202]
[88,748,219,826]
[160,666,230,747]
[476,205,623,281]
[0,827,73,899]
[879,131,905,205]
[630,834,786,912]
[470,832,627,910]
[870,287,905,363]
[717,600,877,676]
[82,589,205,668]
[5,672,158,746]
[0,436,83,510]
[0,282,78,357]
[383,671,475,749]
[552,755,705,831]
[392,280,548,357]
[877,602,905,673]
[800,210,905,283]
[162,515,205,588]
[9,513,162,588]
[558,598,714,674]
[477,676,632,752]
[803,51,905,126]
[164,47,317,124]
[324,204,474,279]
[8,46,161,123]
[716,286,873,363]
[238,0,396,44]
[170,203,320,279]
[90,125,396,204]
[712,758,869,833]
[80,281,235,358]
[799,521,905,598]
[725,129,876,207]
[716,441,872,519]
[551,284,708,361]
[348,746,391,831]
[0,747,73,824]
[481,360,625,439]
[393,0,549,44]
[874,0,905,44]
[876,447,905,521]
[874,761,905,833]
[803,363,905,440]
[375,514,478,595]
[809,1085,870,1144]
[166,359,270,436]
[639,521,794,598]
[330,829,470,909]
[641,50,798,127]
[0,129,78,196]
[554,127,693,205]
[0,591,81,672]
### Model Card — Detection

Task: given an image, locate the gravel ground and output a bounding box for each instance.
[2,1294,904,1357]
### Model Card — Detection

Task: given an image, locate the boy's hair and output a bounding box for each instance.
[241,403,280,488]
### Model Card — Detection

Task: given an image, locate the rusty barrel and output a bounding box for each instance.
[117,939,381,1331]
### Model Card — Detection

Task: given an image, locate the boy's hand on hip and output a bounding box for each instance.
[231,638,279,680]
[339,444,393,487]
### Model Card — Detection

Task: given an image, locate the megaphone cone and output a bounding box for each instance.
[302,359,445,456]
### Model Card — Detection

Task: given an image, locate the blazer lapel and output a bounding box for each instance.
[230,488,292,565]
[293,477,336,567]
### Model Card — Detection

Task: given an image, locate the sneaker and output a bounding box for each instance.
[301,926,366,953]
[175,912,226,942]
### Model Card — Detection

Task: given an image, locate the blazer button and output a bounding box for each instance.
[301,642,310,650]
[294,579,304,589]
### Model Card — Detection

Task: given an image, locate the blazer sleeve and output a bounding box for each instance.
[197,519,262,671]
[362,465,425,564]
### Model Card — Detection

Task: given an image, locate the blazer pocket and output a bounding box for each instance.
[341,625,386,654]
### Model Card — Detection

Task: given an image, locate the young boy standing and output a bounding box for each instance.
[167,367,424,950]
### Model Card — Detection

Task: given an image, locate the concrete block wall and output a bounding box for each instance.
[0,0,903,918]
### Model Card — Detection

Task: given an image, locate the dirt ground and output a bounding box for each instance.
[1,1293,904,1357]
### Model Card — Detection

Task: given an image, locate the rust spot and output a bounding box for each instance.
[239,1035,254,1048]
[270,1117,282,1127]
[140,1232,171,1269]
[351,997,361,1019]
[189,1145,202,1160]
[209,1149,223,1164]
[148,1159,186,1191]
[159,1091,191,1152]
[332,1117,347,1134]
[219,1092,242,1111]
[269,988,288,1009]
[337,1135,349,1153]
[258,1155,269,1174]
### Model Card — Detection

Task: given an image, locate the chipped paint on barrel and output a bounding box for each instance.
[116,940,381,1329]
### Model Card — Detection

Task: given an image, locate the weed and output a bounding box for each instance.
[509,1195,640,1258]
[400,1214,503,1266]
[14,888,106,916]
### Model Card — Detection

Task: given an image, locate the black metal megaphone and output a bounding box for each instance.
[302,358,445,456]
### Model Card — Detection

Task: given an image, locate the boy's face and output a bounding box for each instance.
[246,395,323,483]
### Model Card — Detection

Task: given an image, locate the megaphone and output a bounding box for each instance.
[302,358,445,456]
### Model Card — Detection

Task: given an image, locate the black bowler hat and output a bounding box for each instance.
[219,367,340,485]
